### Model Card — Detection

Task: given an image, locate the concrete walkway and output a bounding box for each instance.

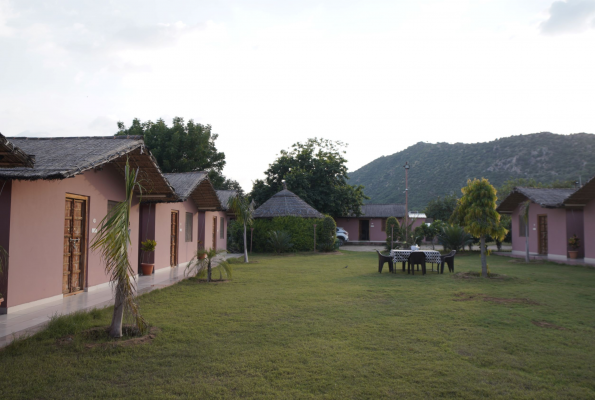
[0,253,242,349]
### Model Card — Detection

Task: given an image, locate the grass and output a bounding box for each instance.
[1,252,595,399]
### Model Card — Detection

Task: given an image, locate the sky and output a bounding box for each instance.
[1,0,595,191]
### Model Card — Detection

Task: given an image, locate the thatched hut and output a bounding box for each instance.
[253,185,324,219]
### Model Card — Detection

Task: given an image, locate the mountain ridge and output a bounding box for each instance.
[348,132,595,209]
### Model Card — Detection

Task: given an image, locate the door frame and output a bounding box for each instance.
[537,214,548,255]
[359,219,370,241]
[212,215,218,250]
[64,193,89,296]
[170,210,179,267]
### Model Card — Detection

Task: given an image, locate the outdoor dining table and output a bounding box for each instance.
[390,250,442,273]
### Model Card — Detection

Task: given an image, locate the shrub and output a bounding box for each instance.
[385,217,400,250]
[318,239,339,252]
[318,215,336,248]
[437,225,473,252]
[267,231,294,253]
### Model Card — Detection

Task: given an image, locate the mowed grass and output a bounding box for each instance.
[1,252,595,399]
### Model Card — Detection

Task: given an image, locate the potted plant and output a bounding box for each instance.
[140,239,157,275]
[568,234,580,259]
[197,241,206,259]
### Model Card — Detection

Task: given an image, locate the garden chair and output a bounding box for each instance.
[440,251,456,274]
[408,252,426,275]
[376,250,394,274]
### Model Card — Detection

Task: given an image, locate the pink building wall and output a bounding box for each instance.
[334,217,426,242]
[3,165,139,308]
[584,200,595,264]
[204,211,227,252]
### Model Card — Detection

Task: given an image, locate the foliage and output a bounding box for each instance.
[384,217,400,250]
[230,216,325,253]
[115,117,239,190]
[568,234,581,250]
[452,178,507,277]
[437,225,474,252]
[349,132,595,209]
[317,239,339,252]
[90,159,147,337]
[423,194,458,222]
[140,240,157,253]
[227,193,254,262]
[267,231,294,253]
[318,215,337,247]
[186,248,232,282]
[412,226,425,246]
[250,138,368,218]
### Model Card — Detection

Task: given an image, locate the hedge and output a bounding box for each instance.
[229,216,334,253]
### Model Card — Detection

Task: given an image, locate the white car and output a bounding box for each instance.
[336,227,349,246]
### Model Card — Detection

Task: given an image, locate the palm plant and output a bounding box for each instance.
[519,200,530,262]
[267,230,294,253]
[227,194,254,263]
[186,248,232,282]
[91,159,146,338]
[437,224,474,252]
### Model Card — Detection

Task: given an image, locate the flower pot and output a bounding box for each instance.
[198,253,207,260]
[141,263,154,275]
[568,251,578,259]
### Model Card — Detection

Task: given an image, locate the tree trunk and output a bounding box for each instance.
[110,285,125,338]
[207,259,212,282]
[243,223,249,263]
[480,235,487,278]
[525,223,529,262]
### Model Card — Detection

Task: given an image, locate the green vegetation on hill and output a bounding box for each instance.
[349,132,595,209]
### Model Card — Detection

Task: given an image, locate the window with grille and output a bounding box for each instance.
[220,217,225,239]
[185,212,193,242]
[519,215,527,237]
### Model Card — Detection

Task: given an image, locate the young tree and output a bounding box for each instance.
[423,194,458,222]
[115,118,240,190]
[250,138,367,218]
[227,194,254,263]
[452,178,507,277]
[91,160,146,338]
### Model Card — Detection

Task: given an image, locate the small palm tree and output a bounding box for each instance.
[186,248,232,282]
[519,200,531,262]
[91,159,146,338]
[227,194,254,263]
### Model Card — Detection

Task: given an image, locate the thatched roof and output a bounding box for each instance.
[163,171,222,210]
[497,187,576,213]
[216,190,237,211]
[0,133,35,168]
[0,136,177,199]
[564,176,595,206]
[253,188,324,219]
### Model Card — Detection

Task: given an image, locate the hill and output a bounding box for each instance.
[348,132,595,210]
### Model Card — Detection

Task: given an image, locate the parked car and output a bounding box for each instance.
[336,227,349,246]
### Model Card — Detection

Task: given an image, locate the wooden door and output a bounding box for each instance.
[538,215,548,255]
[170,211,179,267]
[359,220,370,241]
[63,195,87,295]
[212,216,217,250]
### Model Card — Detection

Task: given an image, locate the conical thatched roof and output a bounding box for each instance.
[253,188,324,219]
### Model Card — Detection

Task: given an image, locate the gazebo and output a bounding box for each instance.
[253,184,324,219]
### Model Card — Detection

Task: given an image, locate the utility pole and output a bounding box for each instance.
[404,161,410,243]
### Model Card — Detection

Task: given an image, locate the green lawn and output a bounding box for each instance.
[1,252,595,399]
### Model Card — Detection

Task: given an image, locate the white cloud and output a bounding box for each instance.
[541,0,595,34]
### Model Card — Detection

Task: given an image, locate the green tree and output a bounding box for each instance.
[452,178,507,277]
[250,138,367,218]
[91,159,146,338]
[115,118,240,190]
[227,193,254,263]
[423,194,458,222]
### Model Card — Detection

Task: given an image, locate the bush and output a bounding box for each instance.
[267,231,294,253]
[230,216,330,252]
[318,239,339,252]
[385,217,400,250]
[437,225,473,252]
[319,215,337,245]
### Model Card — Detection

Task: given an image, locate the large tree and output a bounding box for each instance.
[250,138,367,218]
[115,117,240,190]
[423,193,458,222]
[452,178,507,278]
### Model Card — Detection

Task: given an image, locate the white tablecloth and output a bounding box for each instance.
[390,250,442,264]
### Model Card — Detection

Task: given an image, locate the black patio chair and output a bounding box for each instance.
[440,250,456,273]
[408,252,426,275]
[376,250,394,274]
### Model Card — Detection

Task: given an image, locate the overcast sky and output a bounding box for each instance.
[1,0,595,190]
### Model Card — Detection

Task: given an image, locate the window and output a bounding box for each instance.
[107,200,118,216]
[381,219,386,232]
[185,212,193,242]
[220,217,225,239]
[519,215,527,237]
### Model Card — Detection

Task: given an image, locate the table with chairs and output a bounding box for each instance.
[375,249,456,275]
